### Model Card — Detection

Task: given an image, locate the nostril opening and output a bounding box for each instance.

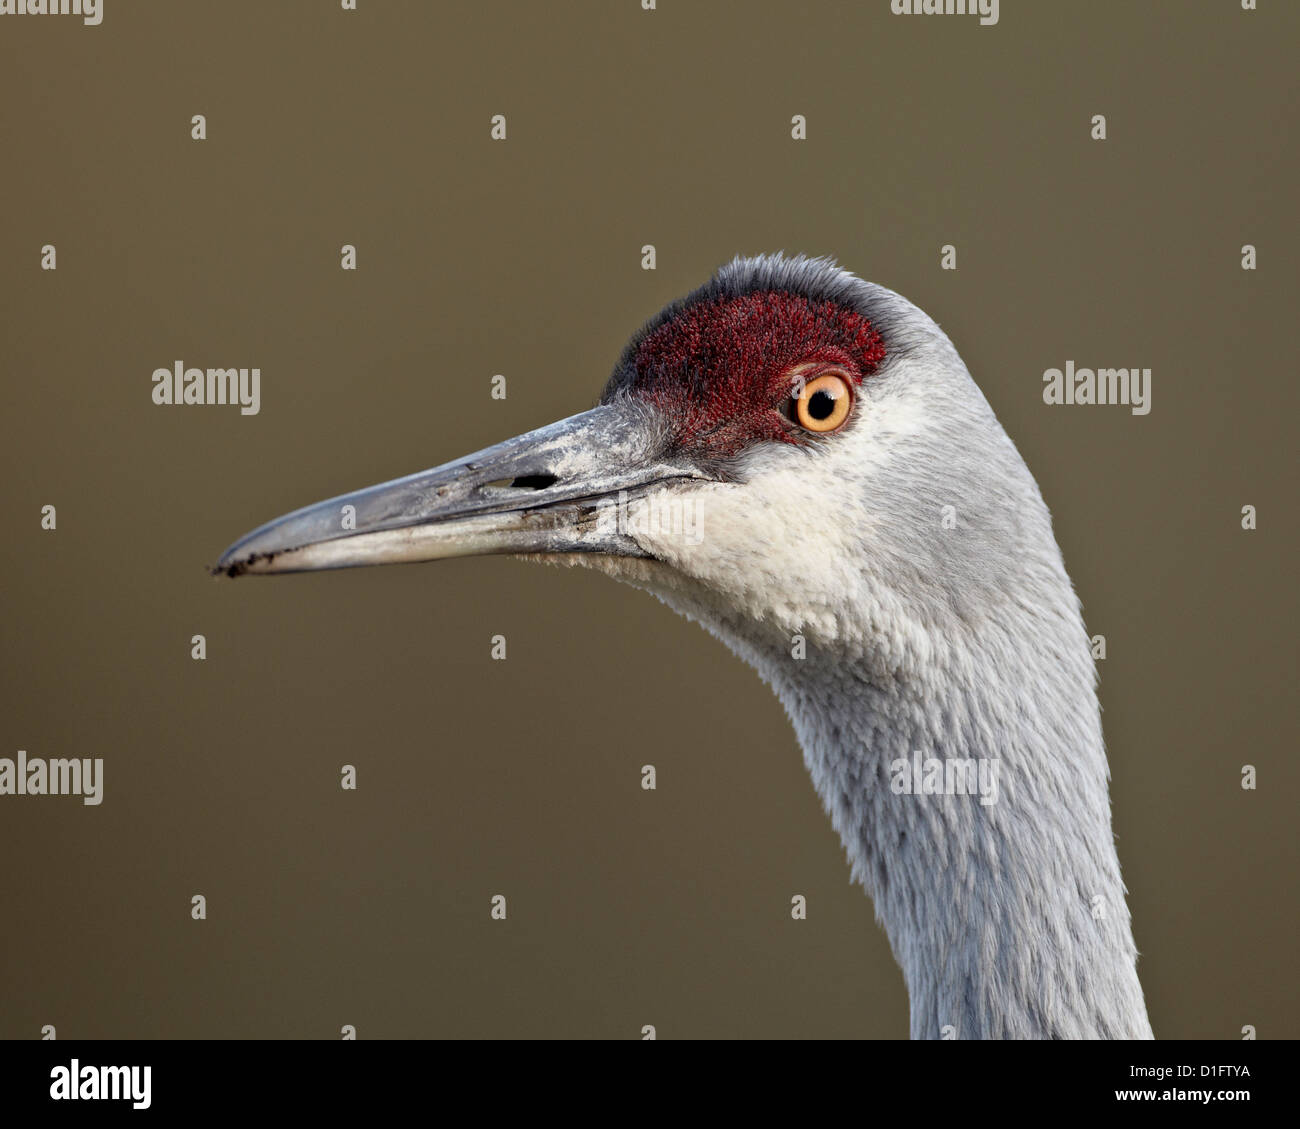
[509,474,558,490]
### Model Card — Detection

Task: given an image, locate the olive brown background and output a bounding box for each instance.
[1,1,1295,1039]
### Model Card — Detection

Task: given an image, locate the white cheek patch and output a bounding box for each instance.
[624,387,929,646]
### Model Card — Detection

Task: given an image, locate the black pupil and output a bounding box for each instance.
[808,389,836,420]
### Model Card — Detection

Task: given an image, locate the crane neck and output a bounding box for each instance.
[755,631,1154,1039]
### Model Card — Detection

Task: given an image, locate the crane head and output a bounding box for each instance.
[216,253,1038,659]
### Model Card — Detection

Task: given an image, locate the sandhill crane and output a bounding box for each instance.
[217,254,1154,1039]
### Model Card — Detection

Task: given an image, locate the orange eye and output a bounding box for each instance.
[792,372,853,433]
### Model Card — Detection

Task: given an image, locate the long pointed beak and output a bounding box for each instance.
[214,404,698,577]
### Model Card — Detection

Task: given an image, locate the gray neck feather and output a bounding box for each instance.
[763,640,1154,1039]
